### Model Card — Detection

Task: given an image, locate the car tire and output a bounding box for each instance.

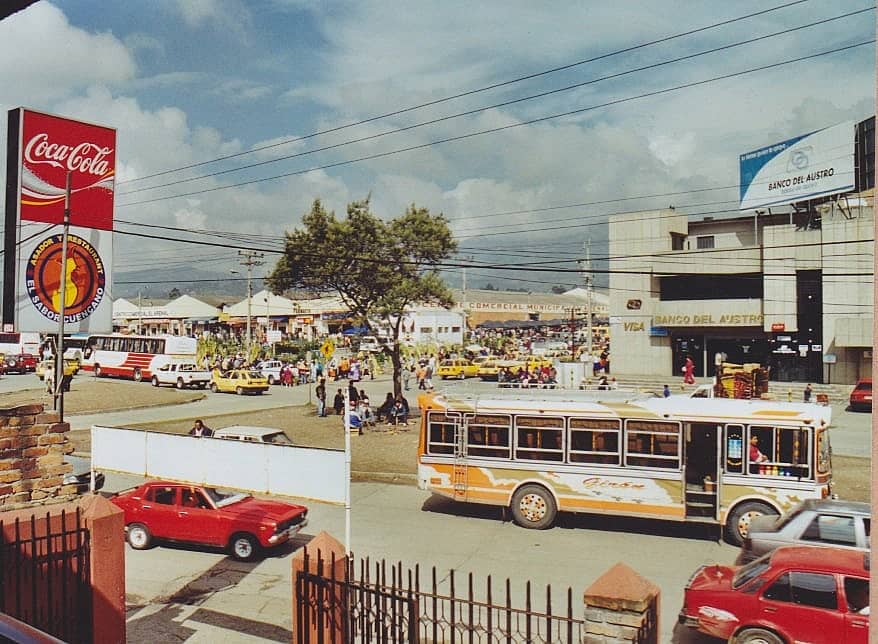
[151,376,159,387]
[127,523,153,550]
[229,533,260,562]
[176,378,185,390]
[133,368,143,383]
[94,364,102,377]
[733,627,784,644]
[510,484,557,530]
[267,375,275,385]
[236,386,244,395]
[210,383,218,393]
[725,501,778,547]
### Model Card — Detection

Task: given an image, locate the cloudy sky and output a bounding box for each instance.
[0,0,874,294]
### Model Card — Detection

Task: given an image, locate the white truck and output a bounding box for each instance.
[150,361,211,389]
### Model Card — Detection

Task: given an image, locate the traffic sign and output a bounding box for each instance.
[320,339,335,360]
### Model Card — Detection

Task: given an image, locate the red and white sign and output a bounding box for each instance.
[18,109,116,230]
[4,108,116,333]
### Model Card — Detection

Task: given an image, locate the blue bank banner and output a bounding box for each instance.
[739,121,854,211]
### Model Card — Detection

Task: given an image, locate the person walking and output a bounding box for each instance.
[802,382,814,402]
[683,356,696,385]
[316,378,327,417]
[333,388,345,415]
[402,362,412,391]
[188,419,213,438]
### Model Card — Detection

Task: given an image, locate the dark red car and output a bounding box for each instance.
[849,378,872,412]
[680,546,869,644]
[4,353,37,374]
[111,481,308,561]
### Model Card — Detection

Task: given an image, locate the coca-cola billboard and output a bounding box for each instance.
[17,109,116,229]
[4,108,116,332]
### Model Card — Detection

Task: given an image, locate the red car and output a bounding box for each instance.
[111,481,308,561]
[680,546,869,644]
[4,353,37,374]
[849,378,872,412]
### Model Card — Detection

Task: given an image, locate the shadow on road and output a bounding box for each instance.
[421,493,726,543]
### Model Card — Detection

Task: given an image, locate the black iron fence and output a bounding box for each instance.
[0,508,92,643]
[295,548,584,644]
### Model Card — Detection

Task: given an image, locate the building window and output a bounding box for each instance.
[696,235,715,249]
[451,326,461,333]
[671,233,685,251]
[421,327,433,334]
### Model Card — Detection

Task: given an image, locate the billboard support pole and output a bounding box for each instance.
[54,172,71,420]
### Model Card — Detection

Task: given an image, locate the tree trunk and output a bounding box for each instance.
[390,346,402,398]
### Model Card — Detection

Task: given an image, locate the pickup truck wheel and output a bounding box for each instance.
[151,376,159,387]
[725,501,777,546]
[229,533,259,561]
[127,523,152,550]
[133,368,143,382]
[210,383,218,393]
[176,378,185,389]
[267,375,275,385]
[733,628,784,644]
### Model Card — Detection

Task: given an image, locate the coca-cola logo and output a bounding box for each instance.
[24,133,113,176]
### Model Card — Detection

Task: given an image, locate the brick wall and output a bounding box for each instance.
[0,403,76,508]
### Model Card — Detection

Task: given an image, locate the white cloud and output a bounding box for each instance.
[0,2,136,106]
[172,0,252,41]
[174,201,208,230]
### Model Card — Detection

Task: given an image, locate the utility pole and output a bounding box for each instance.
[582,239,593,360]
[460,255,474,342]
[238,250,264,354]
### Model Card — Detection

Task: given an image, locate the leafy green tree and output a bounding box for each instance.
[267,198,457,395]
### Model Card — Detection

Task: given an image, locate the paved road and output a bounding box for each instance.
[56,375,870,642]
[107,470,722,643]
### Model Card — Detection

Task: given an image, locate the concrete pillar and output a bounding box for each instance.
[583,562,660,644]
[80,494,126,644]
[291,531,348,643]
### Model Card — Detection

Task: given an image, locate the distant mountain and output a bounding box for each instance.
[111,266,263,300]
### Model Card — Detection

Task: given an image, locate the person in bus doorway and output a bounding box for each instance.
[663,384,671,398]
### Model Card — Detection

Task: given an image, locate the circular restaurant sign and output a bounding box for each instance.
[26,234,106,322]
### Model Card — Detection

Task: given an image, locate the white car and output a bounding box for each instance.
[213,426,293,444]
[256,359,284,385]
[150,362,211,389]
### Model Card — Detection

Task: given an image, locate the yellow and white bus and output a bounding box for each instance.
[417,392,832,544]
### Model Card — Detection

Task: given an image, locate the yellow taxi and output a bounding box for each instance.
[36,358,78,380]
[477,359,517,381]
[210,369,269,395]
[437,359,479,380]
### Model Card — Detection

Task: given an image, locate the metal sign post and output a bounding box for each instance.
[54,173,71,420]
[344,386,351,554]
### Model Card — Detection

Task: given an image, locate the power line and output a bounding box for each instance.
[115,39,874,208]
[117,7,871,199]
[117,0,817,187]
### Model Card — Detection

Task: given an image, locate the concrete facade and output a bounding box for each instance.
[609,194,873,384]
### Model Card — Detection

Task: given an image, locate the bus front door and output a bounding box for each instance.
[683,423,720,521]
[451,416,470,501]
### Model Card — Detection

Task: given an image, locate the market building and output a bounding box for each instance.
[456,288,608,327]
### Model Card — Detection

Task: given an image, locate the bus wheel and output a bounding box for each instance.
[94,365,102,378]
[725,501,777,546]
[511,484,556,529]
[133,368,143,382]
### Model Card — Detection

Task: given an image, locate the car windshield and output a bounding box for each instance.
[203,487,251,508]
[264,432,292,445]
[732,555,772,589]
[247,371,262,378]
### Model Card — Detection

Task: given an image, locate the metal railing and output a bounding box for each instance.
[0,508,91,643]
[296,548,584,644]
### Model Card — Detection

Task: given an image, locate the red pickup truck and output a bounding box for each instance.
[111,480,308,561]
[4,353,37,374]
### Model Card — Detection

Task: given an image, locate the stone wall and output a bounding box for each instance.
[0,403,76,508]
